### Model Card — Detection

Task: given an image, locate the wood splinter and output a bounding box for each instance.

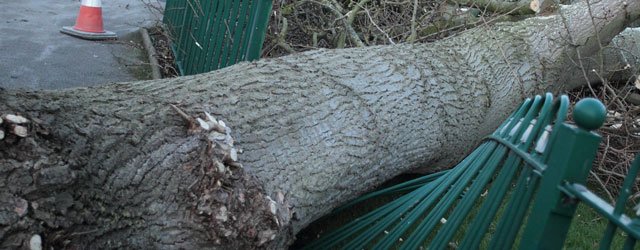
[204,111,226,133]
[169,104,200,132]
[226,161,243,169]
[222,149,240,165]
[196,118,211,131]
[210,122,226,134]
[170,104,194,123]
[197,117,226,133]
[169,105,227,133]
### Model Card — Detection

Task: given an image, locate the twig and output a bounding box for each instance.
[170,104,196,129]
[358,3,395,44]
[301,0,366,47]
[590,170,616,203]
[276,17,296,53]
[556,6,599,97]
[407,0,419,43]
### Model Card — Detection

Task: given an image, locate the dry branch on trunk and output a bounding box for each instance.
[1,0,639,248]
[451,0,534,15]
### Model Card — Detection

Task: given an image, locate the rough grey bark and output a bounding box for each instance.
[1,0,639,248]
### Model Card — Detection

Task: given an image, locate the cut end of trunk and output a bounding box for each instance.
[530,0,555,14]
[0,113,30,139]
[29,235,42,250]
[530,0,541,13]
[12,125,28,137]
[3,114,29,124]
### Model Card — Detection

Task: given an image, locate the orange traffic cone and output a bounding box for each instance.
[61,0,117,40]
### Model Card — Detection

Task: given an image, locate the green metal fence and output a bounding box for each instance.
[163,0,272,76]
[563,154,640,249]
[304,94,640,249]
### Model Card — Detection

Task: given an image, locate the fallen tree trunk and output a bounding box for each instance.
[1,0,639,248]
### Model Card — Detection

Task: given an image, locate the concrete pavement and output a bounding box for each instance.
[0,0,164,89]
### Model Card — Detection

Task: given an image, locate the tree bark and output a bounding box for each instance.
[1,0,639,248]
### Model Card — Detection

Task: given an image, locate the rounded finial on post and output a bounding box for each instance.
[573,98,606,130]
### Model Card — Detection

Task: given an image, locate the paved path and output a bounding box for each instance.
[0,0,164,89]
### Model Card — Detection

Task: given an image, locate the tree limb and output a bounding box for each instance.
[450,0,535,15]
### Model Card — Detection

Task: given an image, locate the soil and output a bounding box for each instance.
[147,26,180,78]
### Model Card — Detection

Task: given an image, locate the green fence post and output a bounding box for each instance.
[519,98,606,249]
[244,0,272,61]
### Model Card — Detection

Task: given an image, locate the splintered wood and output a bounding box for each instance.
[169,104,242,169]
[0,113,29,140]
[197,111,242,168]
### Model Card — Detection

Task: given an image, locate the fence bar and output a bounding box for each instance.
[600,154,640,249]
[562,183,640,239]
[622,236,637,250]
[244,0,272,61]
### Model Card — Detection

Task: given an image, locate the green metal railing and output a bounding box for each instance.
[163,0,272,75]
[304,93,640,249]
[562,154,640,250]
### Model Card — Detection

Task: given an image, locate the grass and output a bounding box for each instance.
[564,203,638,249]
